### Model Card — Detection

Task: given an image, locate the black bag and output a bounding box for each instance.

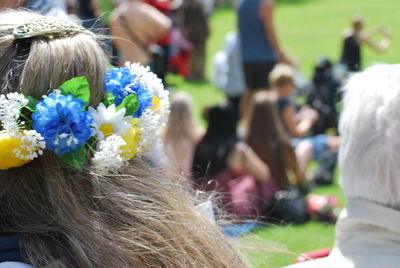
[267,187,309,224]
[307,58,341,135]
[313,150,338,185]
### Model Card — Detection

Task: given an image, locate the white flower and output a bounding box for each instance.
[89,103,132,140]
[92,135,126,172]
[135,109,159,155]
[13,130,46,160]
[125,62,168,100]
[123,62,170,155]
[0,93,28,133]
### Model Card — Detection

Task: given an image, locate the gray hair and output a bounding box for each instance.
[339,64,400,208]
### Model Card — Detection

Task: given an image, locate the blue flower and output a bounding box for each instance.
[32,93,93,155]
[104,67,153,117]
[133,85,153,118]
[105,68,134,105]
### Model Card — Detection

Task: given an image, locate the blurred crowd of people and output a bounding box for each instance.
[8,0,389,224]
[0,1,397,267]
[0,0,216,83]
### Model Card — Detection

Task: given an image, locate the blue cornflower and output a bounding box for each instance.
[105,67,134,105]
[104,67,153,117]
[133,85,153,118]
[32,93,93,155]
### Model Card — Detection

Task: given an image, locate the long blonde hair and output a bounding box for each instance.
[163,91,202,175]
[0,10,247,268]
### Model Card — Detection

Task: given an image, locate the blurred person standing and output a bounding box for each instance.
[212,32,245,111]
[180,0,209,81]
[110,0,171,67]
[238,0,293,113]
[340,15,391,72]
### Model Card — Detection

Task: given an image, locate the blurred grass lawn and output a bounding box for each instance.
[166,0,399,266]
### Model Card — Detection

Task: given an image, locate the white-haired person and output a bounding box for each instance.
[287,64,400,267]
[0,10,248,268]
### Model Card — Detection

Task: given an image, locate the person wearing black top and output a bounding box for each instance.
[340,16,391,72]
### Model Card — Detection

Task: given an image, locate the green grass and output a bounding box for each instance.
[166,0,399,266]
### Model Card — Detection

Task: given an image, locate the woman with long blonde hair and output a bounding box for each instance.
[0,10,247,268]
[162,91,203,177]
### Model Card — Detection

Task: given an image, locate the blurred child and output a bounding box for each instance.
[270,64,340,172]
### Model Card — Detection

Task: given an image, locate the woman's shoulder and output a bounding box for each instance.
[0,262,34,268]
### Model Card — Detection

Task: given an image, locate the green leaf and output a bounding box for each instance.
[103,93,115,107]
[117,94,139,116]
[59,76,90,107]
[59,146,88,170]
[25,96,38,112]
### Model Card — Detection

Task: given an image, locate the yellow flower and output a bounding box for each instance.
[0,132,30,170]
[151,96,160,110]
[120,119,141,159]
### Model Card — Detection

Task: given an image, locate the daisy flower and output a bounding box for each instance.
[89,103,132,140]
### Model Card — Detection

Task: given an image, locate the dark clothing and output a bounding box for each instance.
[0,234,24,262]
[77,0,100,30]
[243,61,276,89]
[340,34,361,72]
[238,0,277,62]
[277,97,290,111]
[308,65,341,135]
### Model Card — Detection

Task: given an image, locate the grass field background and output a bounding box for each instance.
[166,0,399,266]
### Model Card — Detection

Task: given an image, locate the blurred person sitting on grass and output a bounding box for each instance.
[192,103,274,221]
[270,64,340,175]
[288,64,400,268]
[245,91,307,190]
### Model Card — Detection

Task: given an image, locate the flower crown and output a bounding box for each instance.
[0,63,169,172]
